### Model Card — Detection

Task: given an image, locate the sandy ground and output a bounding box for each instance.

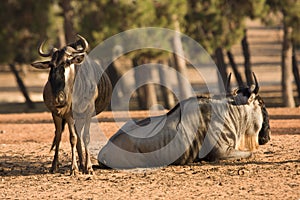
[1,19,299,199]
[0,108,299,200]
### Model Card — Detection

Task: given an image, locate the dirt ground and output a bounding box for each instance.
[1,19,299,199]
[0,108,299,200]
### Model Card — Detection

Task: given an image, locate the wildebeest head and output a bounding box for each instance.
[227,72,271,145]
[31,35,88,108]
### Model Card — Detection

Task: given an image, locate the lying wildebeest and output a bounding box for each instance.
[98,73,270,169]
[31,35,112,174]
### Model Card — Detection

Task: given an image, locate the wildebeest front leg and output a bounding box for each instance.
[66,118,82,175]
[50,114,65,173]
[203,146,252,161]
[221,148,252,160]
[76,118,93,174]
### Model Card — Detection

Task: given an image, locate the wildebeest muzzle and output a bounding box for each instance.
[54,90,66,107]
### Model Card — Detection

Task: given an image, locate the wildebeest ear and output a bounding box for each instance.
[247,93,256,104]
[70,54,85,64]
[31,61,50,69]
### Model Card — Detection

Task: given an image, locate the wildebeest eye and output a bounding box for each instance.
[75,56,83,63]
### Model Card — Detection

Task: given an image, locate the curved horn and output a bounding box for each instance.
[225,73,232,93]
[38,40,57,57]
[68,34,89,53]
[38,40,51,57]
[252,72,259,94]
[76,34,88,52]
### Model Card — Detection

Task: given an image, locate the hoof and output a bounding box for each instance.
[79,164,85,173]
[70,169,80,176]
[50,164,59,174]
[85,168,94,175]
[50,167,58,174]
[70,166,80,176]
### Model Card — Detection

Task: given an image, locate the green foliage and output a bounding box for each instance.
[185,0,267,54]
[77,0,186,40]
[266,0,300,45]
[76,0,187,59]
[3,0,300,64]
[0,0,52,64]
[77,0,153,48]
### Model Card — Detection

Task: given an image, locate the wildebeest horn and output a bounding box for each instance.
[226,73,232,93]
[68,34,89,53]
[77,34,88,52]
[252,72,259,94]
[38,40,57,57]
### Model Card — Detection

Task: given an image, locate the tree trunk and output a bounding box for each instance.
[172,15,192,100]
[227,50,243,87]
[144,80,158,110]
[105,62,119,89]
[292,41,300,99]
[158,60,175,109]
[281,22,295,107]
[59,0,76,43]
[214,47,227,93]
[241,29,253,85]
[133,57,145,109]
[9,63,35,109]
[105,62,119,110]
[133,57,158,110]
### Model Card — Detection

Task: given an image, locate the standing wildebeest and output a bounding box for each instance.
[98,73,270,169]
[31,35,112,174]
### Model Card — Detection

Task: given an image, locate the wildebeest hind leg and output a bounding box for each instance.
[76,138,84,171]
[74,119,85,172]
[83,118,93,175]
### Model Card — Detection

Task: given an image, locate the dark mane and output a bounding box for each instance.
[257,96,271,145]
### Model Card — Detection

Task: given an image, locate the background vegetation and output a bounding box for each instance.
[0,0,300,109]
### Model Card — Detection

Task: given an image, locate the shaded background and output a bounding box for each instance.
[1,0,300,113]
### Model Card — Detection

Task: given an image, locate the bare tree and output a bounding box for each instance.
[281,19,295,107]
[215,47,227,92]
[158,60,176,109]
[9,64,34,108]
[292,41,300,99]
[59,0,76,43]
[227,50,243,87]
[241,29,253,85]
[172,15,192,99]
